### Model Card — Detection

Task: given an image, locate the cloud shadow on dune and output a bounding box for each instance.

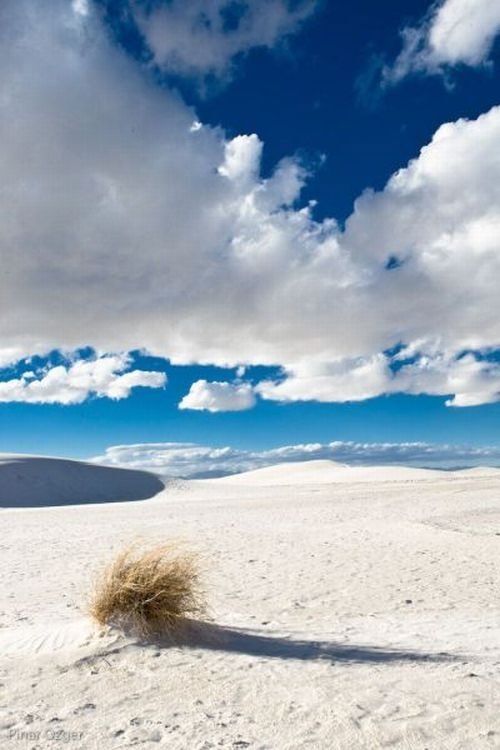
[147,620,457,665]
[0,456,164,508]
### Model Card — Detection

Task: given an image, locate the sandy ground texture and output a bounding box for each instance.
[1,457,500,749]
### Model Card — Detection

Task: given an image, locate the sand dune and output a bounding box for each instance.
[455,465,500,477]
[207,459,350,485]
[0,454,164,508]
[209,458,444,485]
[2,457,500,748]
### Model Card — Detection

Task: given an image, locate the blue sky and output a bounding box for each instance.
[1,0,500,471]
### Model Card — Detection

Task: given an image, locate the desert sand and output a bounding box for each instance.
[1,456,500,749]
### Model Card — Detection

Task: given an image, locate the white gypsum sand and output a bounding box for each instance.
[1,457,500,748]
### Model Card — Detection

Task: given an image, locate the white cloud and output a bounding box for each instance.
[132,0,317,81]
[0,348,30,369]
[218,134,263,184]
[257,355,391,403]
[385,0,500,83]
[179,379,256,412]
[0,354,165,404]
[0,1,500,407]
[72,0,89,17]
[395,353,500,407]
[258,353,500,409]
[93,440,500,477]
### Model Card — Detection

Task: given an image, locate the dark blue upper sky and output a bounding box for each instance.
[196,1,500,221]
[98,0,500,220]
[1,0,499,463]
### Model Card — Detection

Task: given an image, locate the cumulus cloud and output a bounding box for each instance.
[385,0,500,83]
[179,379,256,412]
[93,440,500,477]
[257,355,391,403]
[131,0,317,81]
[0,0,500,407]
[258,352,500,408]
[0,348,30,370]
[0,354,165,404]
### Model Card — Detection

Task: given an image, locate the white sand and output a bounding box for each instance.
[209,459,446,485]
[1,457,500,749]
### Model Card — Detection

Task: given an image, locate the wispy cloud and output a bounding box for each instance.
[384,0,500,84]
[92,440,500,478]
[131,0,317,84]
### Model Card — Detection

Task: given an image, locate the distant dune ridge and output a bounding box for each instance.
[1,455,500,508]
[0,454,164,507]
[203,458,486,485]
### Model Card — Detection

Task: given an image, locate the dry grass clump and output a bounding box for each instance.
[89,541,206,637]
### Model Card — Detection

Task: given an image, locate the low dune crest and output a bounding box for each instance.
[208,458,446,485]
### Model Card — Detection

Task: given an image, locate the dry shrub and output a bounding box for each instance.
[89,541,206,637]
